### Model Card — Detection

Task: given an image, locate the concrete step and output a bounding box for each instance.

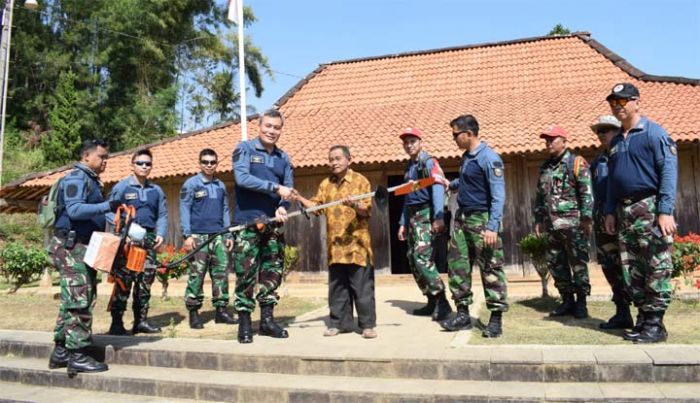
[0,381,199,403]
[2,356,700,403]
[2,330,700,384]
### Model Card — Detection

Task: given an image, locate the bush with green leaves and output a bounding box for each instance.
[0,242,51,293]
[283,245,300,281]
[518,232,551,297]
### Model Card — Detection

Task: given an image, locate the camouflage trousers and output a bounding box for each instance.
[233,225,284,313]
[110,232,158,315]
[48,236,97,350]
[185,234,230,311]
[447,210,508,312]
[545,224,591,295]
[406,206,446,296]
[594,213,628,304]
[617,196,673,312]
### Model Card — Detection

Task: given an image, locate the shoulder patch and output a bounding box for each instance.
[65,184,79,198]
[180,188,189,200]
[492,161,504,169]
[493,167,504,177]
[669,144,677,155]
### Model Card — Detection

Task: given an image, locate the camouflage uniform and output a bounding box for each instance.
[590,153,627,304]
[406,207,446,295]
[49,238,96,350]
[448,210,508,311]
[233,225,285,313]
[534,149,594,296]
[186,233,231,310]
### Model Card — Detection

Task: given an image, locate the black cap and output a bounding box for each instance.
[606,82,640,101]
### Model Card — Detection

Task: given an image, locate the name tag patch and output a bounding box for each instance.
[251,155,264,164]
[194,190,208,199]
[125,192,138,200]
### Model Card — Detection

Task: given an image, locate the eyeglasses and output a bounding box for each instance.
[134,161,152,167]
[200,159,218,166]
[608,98,636,108]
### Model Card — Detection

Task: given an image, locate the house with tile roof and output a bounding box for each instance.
[2,32,699,275]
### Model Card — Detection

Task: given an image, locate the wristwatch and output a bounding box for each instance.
[272,183,280,193]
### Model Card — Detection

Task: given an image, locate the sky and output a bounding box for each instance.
[235,0,700,115]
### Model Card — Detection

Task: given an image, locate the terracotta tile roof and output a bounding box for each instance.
[2,32,699,201]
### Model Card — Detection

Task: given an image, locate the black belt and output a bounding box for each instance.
[619,191,656,206]
[407,203,430,212]
[53,229,89,244]
[458,208,488,216]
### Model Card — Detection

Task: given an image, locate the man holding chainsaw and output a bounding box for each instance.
[397,127,452,322]
[48,139,118,374]
[180,148,237,329]
[439,114,509,338]
[232,109,294,343]
[106,148,167,335]
[294,145,377,339]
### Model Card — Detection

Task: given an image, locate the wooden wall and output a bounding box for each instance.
[145,142,700,275]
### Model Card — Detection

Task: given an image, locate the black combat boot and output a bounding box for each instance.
[237,311,253,344]
[133,307,161,334]
[573,292,588,319]
[634,311,668,344]
[432,292,453,322]
[107,311,128,336]
[67,349,108,373]
[413,295,436,316]
[623,309,645,341]
[48,341,69,369]
[549,293,576,317]
[482,311,503,338]
[599,301,634,330]
[189,309,204,329]
[215,306,237,324]
[439,305,472,331]
[259,304,289,338]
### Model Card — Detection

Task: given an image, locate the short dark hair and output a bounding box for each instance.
[80,139,108,156]
[329,145,351,159]
[199,148,217,160]
[450,114,480,136]
[131,148,153,163]
[259,109,284,127]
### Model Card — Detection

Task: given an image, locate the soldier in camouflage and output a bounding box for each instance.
[48,139,119,374]
[106,149,167,335]
[179,148,236,329]
[603,83,678,343]
[534,125,593,319]
[589,116,634,330]
[439,114,508,338]
[232,110,294,343]
[397,127,452,321]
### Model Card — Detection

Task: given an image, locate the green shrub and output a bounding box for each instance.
[283,245,300,281]
[0,242,51,293]
[518,233,548,267]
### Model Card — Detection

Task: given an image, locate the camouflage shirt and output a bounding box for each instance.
[534,149,593,230]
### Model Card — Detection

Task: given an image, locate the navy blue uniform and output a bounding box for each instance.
[180,173,231,237]
[55,163,110,243]
[232,137,294,224]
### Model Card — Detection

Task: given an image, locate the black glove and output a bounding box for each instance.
[108,200,121,212]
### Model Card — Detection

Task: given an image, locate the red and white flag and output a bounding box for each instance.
[227,0,241,24]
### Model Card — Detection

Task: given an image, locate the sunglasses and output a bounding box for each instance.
[608,98,636,108]
[200,159,218,166]
[134,161,152,167]
[452,130,471,138]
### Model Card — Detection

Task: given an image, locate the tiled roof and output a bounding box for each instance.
[2,32,699,199]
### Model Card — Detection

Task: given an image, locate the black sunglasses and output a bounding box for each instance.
[452,130,471,138]
[134,161,152,167]
[200,159,218,166]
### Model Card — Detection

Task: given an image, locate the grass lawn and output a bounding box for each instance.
[469,296,700,344]
[0,292,324,341]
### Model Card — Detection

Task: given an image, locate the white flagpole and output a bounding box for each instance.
[236,0,247,141]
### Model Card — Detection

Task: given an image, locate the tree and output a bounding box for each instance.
[42,70,83,165]
[548,24,571,36]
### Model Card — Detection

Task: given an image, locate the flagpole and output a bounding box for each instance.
[236,0,247,141]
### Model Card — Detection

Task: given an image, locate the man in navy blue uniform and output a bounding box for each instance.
[48,139,118,374]
[106,148,167,335]
[397,127,452,321]
[232,109,294,343]
[604,83,678,343]
[589,116,634,330]
[180,148,236,329]
[438,114,508,338]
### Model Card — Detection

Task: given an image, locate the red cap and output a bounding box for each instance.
[540,125,569,139]
[399,127,425,140]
